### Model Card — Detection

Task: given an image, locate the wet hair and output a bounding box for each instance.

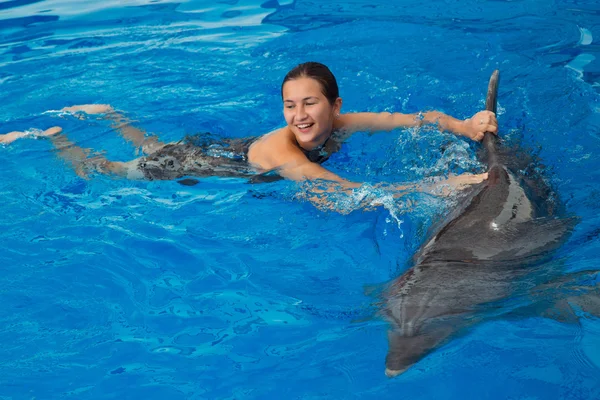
[281,62,339,105]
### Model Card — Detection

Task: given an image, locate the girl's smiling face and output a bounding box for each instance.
[282,77,341,150]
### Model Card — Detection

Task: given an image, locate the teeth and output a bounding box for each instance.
[297,124,312,129]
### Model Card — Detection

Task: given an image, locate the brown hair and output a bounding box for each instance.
[281,62,339,105]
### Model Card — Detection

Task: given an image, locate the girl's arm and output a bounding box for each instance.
[336,110,497,141]
[275,149,488,212]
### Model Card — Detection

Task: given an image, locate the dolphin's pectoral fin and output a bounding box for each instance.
[542,270,600,321]
[512,298,583,324]
[565,292,600,319]
[385,325,455,377]
[509,270,600,323]
[363,282,387,298]
[541,298,582,323]
[523,292,600,324]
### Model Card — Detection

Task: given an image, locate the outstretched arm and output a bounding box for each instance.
[336,110,497,141]
[279,155,487,212]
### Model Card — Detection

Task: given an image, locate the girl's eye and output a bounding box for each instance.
[285,105,295,109]
[306,102,315,106]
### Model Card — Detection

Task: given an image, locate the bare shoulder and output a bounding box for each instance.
[248,127,305,171]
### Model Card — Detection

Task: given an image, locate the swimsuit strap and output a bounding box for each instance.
[300,136,333,164]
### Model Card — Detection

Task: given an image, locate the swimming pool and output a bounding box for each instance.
[1,0,599,398]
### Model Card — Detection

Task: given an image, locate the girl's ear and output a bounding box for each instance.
[334,97,342,116]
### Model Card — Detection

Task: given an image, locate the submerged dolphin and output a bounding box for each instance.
[382,71,585,377]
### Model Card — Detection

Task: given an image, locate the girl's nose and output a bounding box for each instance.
[295,105,308,120]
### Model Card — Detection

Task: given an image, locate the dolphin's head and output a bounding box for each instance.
[384,326,454,377]
[384,332,426,377]
[382,267,454,377]
[382,263,481,377]
[385,366,409,378]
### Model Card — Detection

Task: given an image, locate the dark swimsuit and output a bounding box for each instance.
[137,132,337,183]
[299,136,334,164]
[137,134,258,181]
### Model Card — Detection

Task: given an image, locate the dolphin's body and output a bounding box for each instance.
[382,71,587,377]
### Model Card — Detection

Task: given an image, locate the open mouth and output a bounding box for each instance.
[296,123,314,130]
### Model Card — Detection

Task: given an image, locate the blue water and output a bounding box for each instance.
[1,0,600,398]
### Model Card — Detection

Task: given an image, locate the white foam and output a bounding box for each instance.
[578,27,593,46]
[566,53,596,80]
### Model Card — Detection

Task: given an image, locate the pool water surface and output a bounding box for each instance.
[1,0,600,399]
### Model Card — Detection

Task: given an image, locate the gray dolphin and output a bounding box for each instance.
[382,71,584,377]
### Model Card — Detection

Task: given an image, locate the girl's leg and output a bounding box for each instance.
[61,104,167,154]
[0,126,62,145]
[44,128,138,179]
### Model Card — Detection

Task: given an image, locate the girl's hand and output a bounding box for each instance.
[462,111,497,141]
[426,172,489,196]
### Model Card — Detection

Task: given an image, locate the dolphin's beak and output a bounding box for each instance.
[385,367,408,378]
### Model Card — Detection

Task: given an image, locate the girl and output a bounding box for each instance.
[2,62,496,196]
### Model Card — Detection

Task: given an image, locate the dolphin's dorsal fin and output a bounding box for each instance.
[483,70,501,168]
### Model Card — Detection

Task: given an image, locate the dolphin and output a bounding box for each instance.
[382,71,583,377]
